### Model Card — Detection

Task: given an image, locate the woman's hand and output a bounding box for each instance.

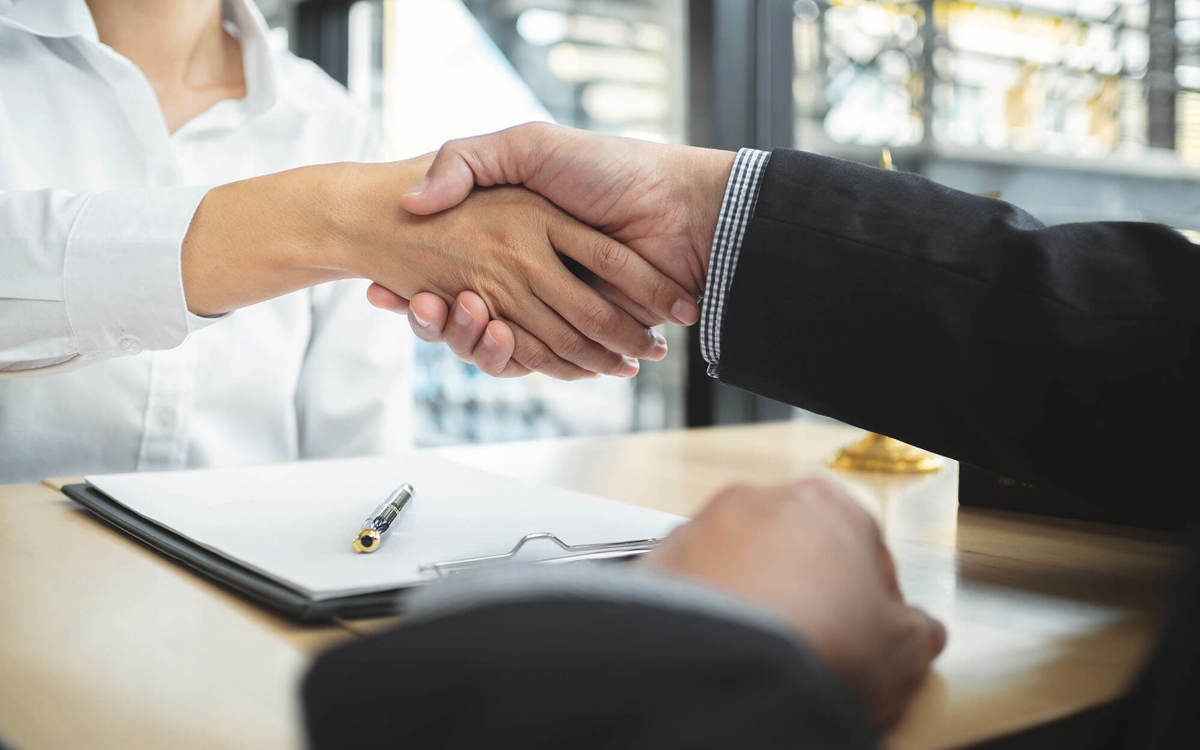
[367,286,529,377]
[181,156,689,380]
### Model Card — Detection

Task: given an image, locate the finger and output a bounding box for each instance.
[876,541,904,601]
[531,265,668,363]
[408,292,450,342]
[519,294,640,378]
[473,321,528,377]
[400,122,559,215]
[547,219,700,326]
[560,258,665,334]
[870,608,945,727]
[444,292,491,358]
[589,277,660,330]
[911,606,948,660]
[508,322,597,381]
[366,282,409,313]
[892,607,947,697]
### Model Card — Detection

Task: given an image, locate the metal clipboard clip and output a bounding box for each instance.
[419,532,661,577]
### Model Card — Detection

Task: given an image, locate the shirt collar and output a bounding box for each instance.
[0,0,278,117]
[0,0,98,39]
[223,0,278,117]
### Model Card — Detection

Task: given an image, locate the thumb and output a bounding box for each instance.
[365,282,410,313]
[399,122,558,215]
[400,146,478,215]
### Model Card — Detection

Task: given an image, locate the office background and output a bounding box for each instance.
[257,0,1200,445]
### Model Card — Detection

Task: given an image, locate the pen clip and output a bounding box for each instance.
[419,532,660,577]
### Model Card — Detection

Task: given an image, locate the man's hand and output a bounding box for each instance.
[641,478,946,726]
[367,123,736,375]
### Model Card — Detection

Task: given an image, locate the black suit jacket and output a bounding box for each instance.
[304,150,1200,749]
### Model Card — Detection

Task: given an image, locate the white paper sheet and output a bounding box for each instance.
[86,455,685,599]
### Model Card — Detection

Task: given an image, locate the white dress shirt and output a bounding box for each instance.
[0,0,414,482]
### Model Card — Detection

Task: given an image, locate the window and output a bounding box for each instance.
[344,0,688,445]
[795,0,1200,164]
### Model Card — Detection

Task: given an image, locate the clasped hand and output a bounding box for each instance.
[346,158,704,380]
[366,122,733,377]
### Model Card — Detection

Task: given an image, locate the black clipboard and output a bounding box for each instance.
[62,482,411,622]
[62,482,660,623]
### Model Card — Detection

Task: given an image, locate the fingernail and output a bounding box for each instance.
[453,302,473,327]
[670,298,699,326]
[408,175,432,195]
[411,309,430,328]
[618,355,640,378]
[481,330,497,350]
[651,332,669,359]
[405,175,429,195]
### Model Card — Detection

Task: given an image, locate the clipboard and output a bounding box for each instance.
[62,481,662,622]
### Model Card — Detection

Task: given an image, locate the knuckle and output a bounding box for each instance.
[477,356,505,377]
[441,135,470,154]
[577,303,616,338]
[645,274,678,307]
[553,330,591,360]
[517,344,553,373]
[525,121,554,138]
[593,238,629,276]
[707,483,754,514]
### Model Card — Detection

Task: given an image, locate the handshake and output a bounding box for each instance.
[363,122,735,380]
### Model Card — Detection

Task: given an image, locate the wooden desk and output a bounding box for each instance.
[0,483,351,750]
[0,422,1178,750]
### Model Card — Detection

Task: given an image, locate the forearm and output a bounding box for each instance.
[304,565,877,750]
[181,159,429,316]
[0,160,429,374]
[717,149,1200,518]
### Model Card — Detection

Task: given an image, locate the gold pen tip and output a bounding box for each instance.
[352,529,381,554]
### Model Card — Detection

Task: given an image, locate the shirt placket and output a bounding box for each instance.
[136,338,199,469]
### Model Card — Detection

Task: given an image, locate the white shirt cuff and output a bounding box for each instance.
[63,185,213,359]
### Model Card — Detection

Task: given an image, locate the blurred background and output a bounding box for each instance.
[257,0,1200,446]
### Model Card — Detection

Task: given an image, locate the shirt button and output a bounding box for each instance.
[119,336,142,355]
[156,411,175,431]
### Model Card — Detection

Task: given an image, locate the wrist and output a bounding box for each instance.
[181,167,352,316]
[313,156,435,281]
[683,147,736,279]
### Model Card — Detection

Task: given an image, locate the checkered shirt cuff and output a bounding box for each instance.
[699,148,770,375]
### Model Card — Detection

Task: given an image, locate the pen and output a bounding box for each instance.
[352,483,415,553]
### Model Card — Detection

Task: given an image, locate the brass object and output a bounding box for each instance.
[352,528,382,554]
[828,433,942,474]
[827,147,944,475]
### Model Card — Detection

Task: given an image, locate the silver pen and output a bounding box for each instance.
[352,483,415,553]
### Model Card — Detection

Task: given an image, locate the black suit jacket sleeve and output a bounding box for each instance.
[718,149,1200,528]
[303,598,877,750]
